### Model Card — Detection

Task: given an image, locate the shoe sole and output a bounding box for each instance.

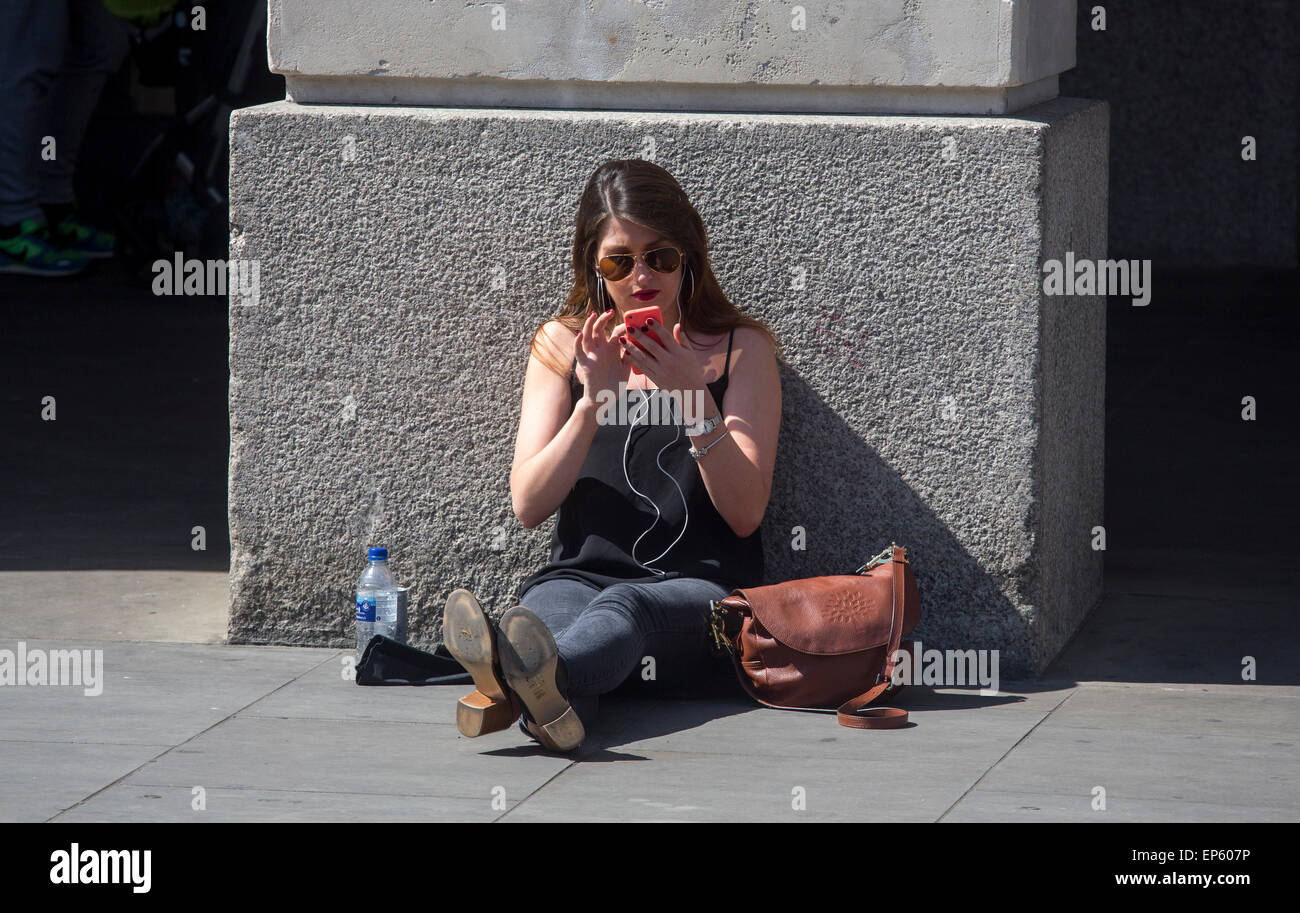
[442,589,517,737]
[498,606,584,752]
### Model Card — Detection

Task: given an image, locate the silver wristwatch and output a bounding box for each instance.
[685,411,722,438]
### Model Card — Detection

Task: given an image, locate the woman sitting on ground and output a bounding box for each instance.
[444,158,782,752]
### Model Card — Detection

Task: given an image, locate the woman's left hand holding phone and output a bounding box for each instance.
[620,319,708,397]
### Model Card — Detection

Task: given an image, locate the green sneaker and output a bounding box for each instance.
[46,207,116,259]
[0,218,92,277]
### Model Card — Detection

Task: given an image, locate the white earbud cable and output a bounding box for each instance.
[615,264,694,576]
[623,388,690,576]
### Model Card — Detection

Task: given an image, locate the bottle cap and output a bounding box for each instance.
[368,547,388,561]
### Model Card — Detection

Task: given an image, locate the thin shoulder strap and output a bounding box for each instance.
[723,328,735,379]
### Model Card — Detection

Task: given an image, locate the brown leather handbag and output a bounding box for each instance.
[708,544,922,729]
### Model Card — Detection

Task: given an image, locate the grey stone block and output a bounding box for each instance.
[271,0,1076,115]
[227,96,1108,676]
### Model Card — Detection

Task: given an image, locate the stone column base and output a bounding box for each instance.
[227,96,1108,678]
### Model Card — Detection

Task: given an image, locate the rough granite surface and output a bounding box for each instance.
[227,97,1108,676]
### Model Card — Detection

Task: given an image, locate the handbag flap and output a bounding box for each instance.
[733,564,917,656]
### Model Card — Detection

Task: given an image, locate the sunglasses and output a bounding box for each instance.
[595,246,683,281]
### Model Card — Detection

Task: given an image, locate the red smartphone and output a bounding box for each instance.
[622,305,663,375]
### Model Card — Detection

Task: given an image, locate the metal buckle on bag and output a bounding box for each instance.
[708,600,735,656]
[854,542,898,575]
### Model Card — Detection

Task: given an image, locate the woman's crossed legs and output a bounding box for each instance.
[518,576,730,731]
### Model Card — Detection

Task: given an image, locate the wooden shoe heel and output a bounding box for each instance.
[456,689,521,738]
[442,589,518,737]
[536,705,584,753]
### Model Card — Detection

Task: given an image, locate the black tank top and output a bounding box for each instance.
[518,328,764,597]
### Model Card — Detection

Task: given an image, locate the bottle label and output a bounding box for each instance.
[355,598,376,622]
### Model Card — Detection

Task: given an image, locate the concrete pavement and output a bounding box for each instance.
[3,549,1296,823]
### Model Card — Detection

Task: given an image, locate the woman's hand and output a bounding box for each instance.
[574,309,626,407]
[620,319,709,397]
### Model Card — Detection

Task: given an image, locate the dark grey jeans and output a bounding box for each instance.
[0,0,130,224]
[518,576,731,732]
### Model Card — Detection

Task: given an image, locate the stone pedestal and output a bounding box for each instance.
[228,1,1107,678]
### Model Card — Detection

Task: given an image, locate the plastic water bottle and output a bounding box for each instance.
[355,546,399,658]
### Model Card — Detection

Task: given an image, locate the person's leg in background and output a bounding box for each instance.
[547,577,730,733]
[40,0,131,258]
[0,0,87,275]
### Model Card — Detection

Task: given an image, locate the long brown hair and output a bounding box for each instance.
[530,158,782,377]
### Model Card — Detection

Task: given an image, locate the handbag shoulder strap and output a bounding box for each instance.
[835,545,909,729]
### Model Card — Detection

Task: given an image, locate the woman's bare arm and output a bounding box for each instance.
[689,327,782,538]
[509,321,598,529]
